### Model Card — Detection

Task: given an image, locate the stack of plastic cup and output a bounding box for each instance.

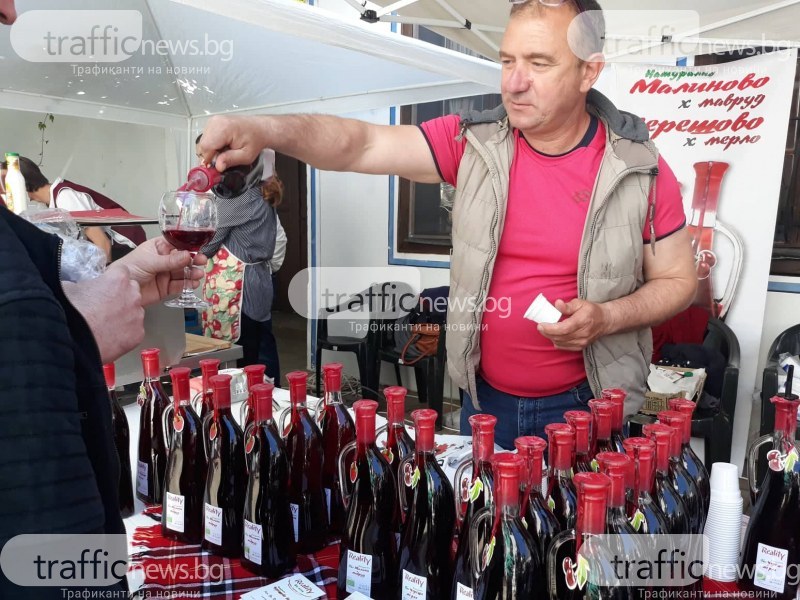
[703,462,744,582]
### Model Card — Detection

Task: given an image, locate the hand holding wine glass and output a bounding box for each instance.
[159,190,217,309]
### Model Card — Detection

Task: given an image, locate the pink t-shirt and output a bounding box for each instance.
[420,114,686,397]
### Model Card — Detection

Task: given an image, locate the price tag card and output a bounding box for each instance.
[345,593,373,600]
[240,574,326,600]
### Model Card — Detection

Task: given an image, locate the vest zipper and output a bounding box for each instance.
[580,164,658,395]
[462,126,506,399]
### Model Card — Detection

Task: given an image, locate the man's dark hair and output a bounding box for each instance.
[510,0,605,58]
[15,156,50,192]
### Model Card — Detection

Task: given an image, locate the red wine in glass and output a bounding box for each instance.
[159,190,217,309]
[161,227,215,252]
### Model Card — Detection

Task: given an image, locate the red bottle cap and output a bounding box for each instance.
[771,396,800,440]
[210,374,232,410]
[244,364,266,391]
[469,414,497,463]
[323,363,343,394]
[545,423,575,471]
[658,410,690,454]
[622,437,657,497]
[199,358,220,391]
[668,399,696,443]
[170,367,191,407]
[595,451,632,509]
[286,371,308,406]
[574,472,611,538]
[412,409,437,453]
[252,383,275,423]
[515,436,547,487]
[384,386,407,426]
[564,410,592,454]
[140,348,161,379]
[589,399,613,441]
[103,363,115,389]
[492,452,524,511]
[184,165,221,192]
[642,424,674,473]
[354,399,379,446]
[602,388,627,434]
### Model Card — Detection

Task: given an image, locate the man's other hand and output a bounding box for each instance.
[537,298,611,351]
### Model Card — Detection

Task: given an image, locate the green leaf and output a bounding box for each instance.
[590,459,599,472]
[547,495,556,512]
[483,536,496,569]
[576,554,590,590]
[630,510,645,532]
[468,479,484,503]
[411,466,420,489]
[785,448,798,473]
[49,114,55,122]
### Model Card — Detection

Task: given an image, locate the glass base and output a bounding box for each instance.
[165,292,209,309]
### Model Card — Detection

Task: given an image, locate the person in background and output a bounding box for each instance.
[9,156,141,261]
[198,0,697,449]
[198,141,281,382]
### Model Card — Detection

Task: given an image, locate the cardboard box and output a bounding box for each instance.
[641,365,707,416]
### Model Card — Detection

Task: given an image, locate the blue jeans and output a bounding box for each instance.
[460,377,593,450]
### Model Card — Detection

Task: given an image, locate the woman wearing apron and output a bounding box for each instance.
[199,150,281,381]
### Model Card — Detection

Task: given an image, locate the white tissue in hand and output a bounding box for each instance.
[524,293,561,324]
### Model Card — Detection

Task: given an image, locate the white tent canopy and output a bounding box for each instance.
[0,0,501,131]
[346,0,800,61]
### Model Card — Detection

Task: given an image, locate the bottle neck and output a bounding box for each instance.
[326,390,344,407]
[576,497,608,549]
[634,454,656,497]
[473,428,495,464]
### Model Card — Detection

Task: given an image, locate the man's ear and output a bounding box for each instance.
[580,53,605,94]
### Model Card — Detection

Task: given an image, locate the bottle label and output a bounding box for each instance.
[456,582,474,600]
[767,448,799,473]
[754,542,789,593]
[290,503,300,543]
[136,461,148,496]
[563,555,590,591]
[243,519,262,565]
[381,446,394,465]
[245,434,256,455]
[349,462,358,484]
[345,549,372,595]
[204,503,223,546]
[209,421,218,441]
[324,488,332,522]
[401,569,426,600]
[165,492,185,533]
[173,413,184,433]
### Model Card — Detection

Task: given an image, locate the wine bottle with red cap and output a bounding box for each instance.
[103,363,134,517]
[136,348,169,504]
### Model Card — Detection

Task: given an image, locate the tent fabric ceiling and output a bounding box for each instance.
[362,0,800,61]
[0,0,501,127]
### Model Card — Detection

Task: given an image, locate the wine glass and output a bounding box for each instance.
[159,190,217,309]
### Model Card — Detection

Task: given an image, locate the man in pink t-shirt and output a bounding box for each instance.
[198,0,697,449]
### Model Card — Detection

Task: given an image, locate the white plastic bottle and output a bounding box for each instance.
[4,153,29,215]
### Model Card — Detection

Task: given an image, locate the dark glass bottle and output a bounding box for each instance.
[103,363,135,518]
[740,392,800,600]
[136,348,169,504]
[470,453,542,600]
[203,374,246,557]
[197,358,220,420]
[564,410,594,474]
[397,409,456,599]
[161,367,205,544]
[668,398,711,519]
[641,424,690,535]
[547,472,633,600]
[241,364,266,433]
[601,388,628,453]
[284,370,329,553]
[589,400,615,469]
[515,436,561,576]
[337,400,399,599]
[657,411,704,534]
[242,383,295,578]
[621,437,669,535]
[452,414,497,597]
[319,363,356,537]
[384,386,415,532]
[544,423,578,531]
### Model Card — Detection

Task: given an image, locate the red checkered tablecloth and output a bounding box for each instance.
[127,507,339,599]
